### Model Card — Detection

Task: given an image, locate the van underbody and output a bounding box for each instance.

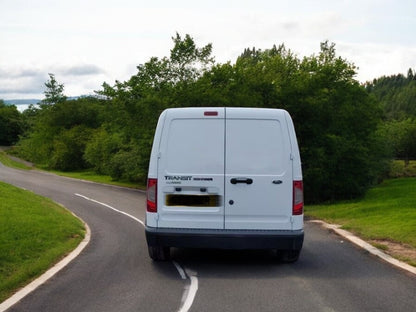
[146,226,304,250]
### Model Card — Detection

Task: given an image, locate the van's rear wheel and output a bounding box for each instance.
[278,249,301,263]
[148,246,170,261]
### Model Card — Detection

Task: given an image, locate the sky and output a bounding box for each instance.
[1,0,415,100]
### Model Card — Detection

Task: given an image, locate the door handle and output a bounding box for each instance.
[230,178,253,185]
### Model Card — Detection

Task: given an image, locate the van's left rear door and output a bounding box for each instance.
[157,108,225,229]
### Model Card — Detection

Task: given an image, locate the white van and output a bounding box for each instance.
[145,107,304,262]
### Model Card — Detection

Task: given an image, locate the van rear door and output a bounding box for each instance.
[224,108,293,230]
[157,108,225,229]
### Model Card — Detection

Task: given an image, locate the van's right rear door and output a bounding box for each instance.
[224,108,293,230]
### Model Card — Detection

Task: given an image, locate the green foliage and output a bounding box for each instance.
[41,73,67,107]
[389,160,416,177]
[199,41,385,202]
[365,69,416,169]
[84,129,123,174]
[109,147,142,181]
[170,33,215,83]
[15,35,392,203]
[378,118,416,162]
[16,123,55,164]
[366,69,416,119]
[0,100,23,145]
[93,34,215,183]
[16,97,104,169]
[50,125,93,171]
[20,104,41,133]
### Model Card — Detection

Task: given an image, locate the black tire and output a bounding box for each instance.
[279,249,301,263]
[148,246,170,261]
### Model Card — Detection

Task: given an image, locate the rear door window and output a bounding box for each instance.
[226,119,286,175]
[165,118,225,174]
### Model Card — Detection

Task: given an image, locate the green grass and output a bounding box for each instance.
[0,181,85,302]
[0,151,143,189]
[389,160,416,178]
[305,177,416,248]
[0,151,32,170]
[45,169,144,189]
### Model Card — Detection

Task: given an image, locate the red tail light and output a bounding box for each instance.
[293,180,304,215]
[204,111,218,116]
[147,178,157,212]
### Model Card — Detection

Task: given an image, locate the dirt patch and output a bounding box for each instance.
[370,239,416,266]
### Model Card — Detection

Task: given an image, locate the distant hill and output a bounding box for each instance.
[4,99,41,106]
[4,96,86,107]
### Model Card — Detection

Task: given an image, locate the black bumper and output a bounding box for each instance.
[145,226,304,251]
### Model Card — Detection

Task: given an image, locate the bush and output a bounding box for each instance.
[49,126,92,171]
[109,146,145,182]
[0,101,23,146]
[84,129,123,174]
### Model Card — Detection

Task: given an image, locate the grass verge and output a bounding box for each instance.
[305,177,416,266]
[45,169,143,189]
[0,151,32,170]
[0,181,85,303]
[1,150,143,189]
[389,160,416,177]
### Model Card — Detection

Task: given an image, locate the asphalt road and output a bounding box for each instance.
[1,163,416,312]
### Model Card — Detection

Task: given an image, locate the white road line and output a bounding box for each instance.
[75,193,199,312]
[173,261,199,312]
[178,274,199,312]
[74,193,145,226]
[173,261,187,280]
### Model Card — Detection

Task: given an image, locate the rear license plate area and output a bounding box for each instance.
[165,194,221,207]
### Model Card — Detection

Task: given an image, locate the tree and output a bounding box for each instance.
[212,41,385,202]
[93,34,216,182]
[366,70,416,119]
[41,73,67,106]
[16,97,104,169]
[15,36,390,202]
[408,68,414,80]
[170,33,215,84]
[50,125,92,171]
[0,100,23,145]
[84,128,123,174]
[379,118,416,165]
[292,43,384,202]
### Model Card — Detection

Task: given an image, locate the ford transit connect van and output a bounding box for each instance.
[145,107,304,262]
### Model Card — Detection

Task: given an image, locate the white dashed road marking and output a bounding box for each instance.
[75,193,199,312]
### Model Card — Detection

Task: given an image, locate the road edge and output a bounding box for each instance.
[0,215,91,312]
[309,220,416,276]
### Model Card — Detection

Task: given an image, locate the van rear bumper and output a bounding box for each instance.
[145,226,304,250]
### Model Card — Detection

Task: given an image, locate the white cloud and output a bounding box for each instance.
[57,65,105,77]
[1,0,415,99]
[336,42,416,82]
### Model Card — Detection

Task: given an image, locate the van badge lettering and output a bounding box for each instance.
[165,175,192,181]
[193,177,213,181]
